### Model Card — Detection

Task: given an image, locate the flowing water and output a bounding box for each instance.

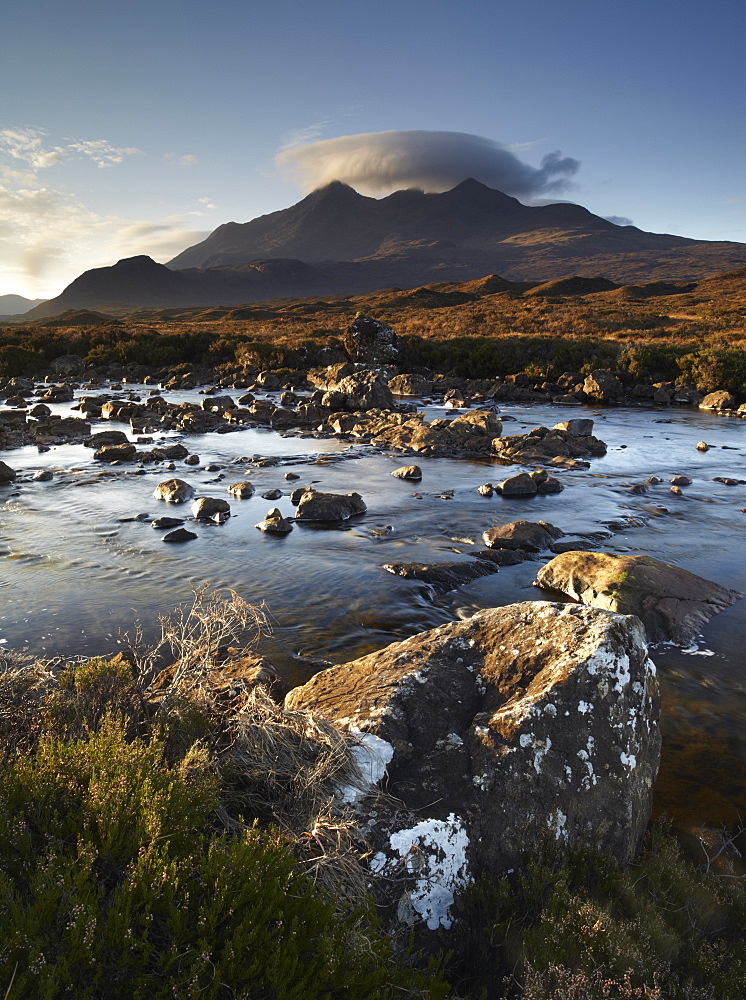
[1,385,744,827]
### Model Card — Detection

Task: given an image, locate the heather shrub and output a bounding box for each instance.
[0,717,446,999]
[676,347,746,395]
[452,826,746,999]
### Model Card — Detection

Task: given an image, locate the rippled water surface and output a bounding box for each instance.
[1,386,744,826]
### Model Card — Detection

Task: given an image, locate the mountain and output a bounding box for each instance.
[24,180,746,319]
[0,293,47,318]
[167,179,746,286]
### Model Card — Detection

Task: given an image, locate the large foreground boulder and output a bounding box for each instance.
[535,551,742,644]
[287,602,660,932]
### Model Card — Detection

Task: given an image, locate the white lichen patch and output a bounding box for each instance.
[547,808,567,841]
[373,814,471,930]
[620,751,637,770]
[578,700,593,715]
[337,730,394,804]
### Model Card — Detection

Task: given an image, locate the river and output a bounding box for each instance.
[1,384,744,828]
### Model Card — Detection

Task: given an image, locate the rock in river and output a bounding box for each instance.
[162,527,198,543]
[286,602,660,930]
[153,478,195,504]
[191,497,231,519]
[483,520,562,552]
[295,490,367,521]
[383,559,499,591]
[227,481,255,498]
[535,551,743,644]
[0,461,17,485]
[391,465,423,481]
[255,508,294,534]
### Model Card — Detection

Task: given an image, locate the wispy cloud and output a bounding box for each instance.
[0,127,142,171]
[0,129,206,295]
[164,152,198,167]
[276,129,580,198]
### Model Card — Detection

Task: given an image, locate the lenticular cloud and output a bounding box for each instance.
[276,129,579,199]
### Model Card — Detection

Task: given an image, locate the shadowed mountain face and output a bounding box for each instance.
[24,180,746,318]
[166,179,746,283]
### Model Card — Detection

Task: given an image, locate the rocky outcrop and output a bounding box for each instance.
[367,410,501,457]
[535,551,743,644]
[336,370,396,411]
[492,424,607,465]
[287,602,660,931]
[295,490,367,521]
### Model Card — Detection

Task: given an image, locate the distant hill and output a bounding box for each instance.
[23,180,746,319]
[0,293,46,319]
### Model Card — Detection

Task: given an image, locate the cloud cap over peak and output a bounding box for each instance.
[276,129,579,200]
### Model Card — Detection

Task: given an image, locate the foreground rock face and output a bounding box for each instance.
[287,602,660,931]
[535,551,742,644]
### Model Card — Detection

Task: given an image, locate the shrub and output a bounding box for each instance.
[676,347,746,395]
[452,825,746,999]
[0,718,446,999]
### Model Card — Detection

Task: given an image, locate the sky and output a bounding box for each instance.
[2,0,745,300]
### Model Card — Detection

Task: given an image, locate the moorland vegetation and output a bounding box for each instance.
[2,268,746,395]
[0,590,744,999]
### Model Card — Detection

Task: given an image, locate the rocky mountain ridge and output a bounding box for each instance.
[18,179,746,319]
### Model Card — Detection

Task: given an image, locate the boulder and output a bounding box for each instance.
[227,481,255,498]
[295,490,367,521]
[191,497,231,519]
[553,418,595,436]
[94,442,137,463]
[583,369,623,403]
[337,370,396,411]
[344,314,399,364]
[700,390,737,411]
[0,461,17,485]
[255,508,294,534]
[388,373,434,396]
[483,520,562,552]
[535,551,742,644]
[495,472,538,497]
[162,527,198,543]
[287,602,660,930]
[51,354,86,377]
[383,560,499,590]
[391,465,422,481]
[153,478,195,504]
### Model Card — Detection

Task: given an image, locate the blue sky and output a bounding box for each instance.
[2,0,745,298]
